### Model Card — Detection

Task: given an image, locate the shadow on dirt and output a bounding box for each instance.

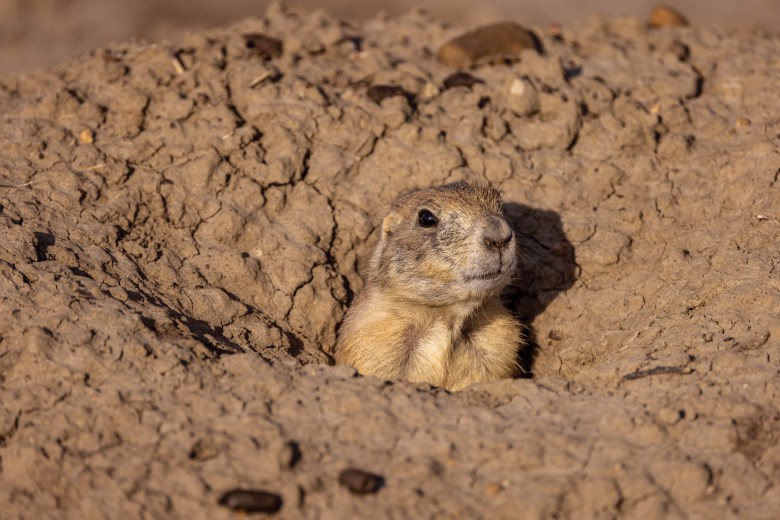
[502,202,578,377]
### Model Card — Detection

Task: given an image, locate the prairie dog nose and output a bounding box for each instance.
[482,215,513,250]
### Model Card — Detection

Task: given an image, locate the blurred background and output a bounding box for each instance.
[1,0,778,74]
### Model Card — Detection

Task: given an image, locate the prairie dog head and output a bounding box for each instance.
[370,181,517,307]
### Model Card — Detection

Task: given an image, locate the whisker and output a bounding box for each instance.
[519,251,545,276]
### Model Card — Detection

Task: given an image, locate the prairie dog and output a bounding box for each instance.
[335,182,524,391]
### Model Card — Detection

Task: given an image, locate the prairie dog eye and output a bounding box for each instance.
[417,209,439,228]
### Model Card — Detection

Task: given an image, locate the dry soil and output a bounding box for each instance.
[0,5,779,519]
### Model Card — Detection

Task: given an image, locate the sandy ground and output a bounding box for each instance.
[1,3,779,519]
[3,0,780,74]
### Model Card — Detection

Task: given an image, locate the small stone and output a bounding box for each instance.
[419,81,440,100]
[443,72,483,90]
[505,77,539,116]
[437,22,541,68]
[218,489,283,513]
[79,129,94,144]
[242,33,283,59]
[367,85,408,104]
[648,5,689,28]
[189,438,219,461]
[509,78,526,96]
[735,117,751,128]
[338,468,385,494]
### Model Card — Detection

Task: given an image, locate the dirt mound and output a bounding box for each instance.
[1,6,778,518]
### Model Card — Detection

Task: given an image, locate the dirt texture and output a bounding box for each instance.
[0,5,779,519]
[6,1,780,75]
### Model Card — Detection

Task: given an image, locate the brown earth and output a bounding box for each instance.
[1,5,779,519]
[5,0,780,75]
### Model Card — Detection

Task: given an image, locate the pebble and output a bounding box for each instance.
[188,438,219,461]
[338,468,385,494]
[437,22,541,68]
[242,33,284,59]
[79,129,94,144]
[443,72,483,90]
[218,489,283,513]
[367,85,408,104]
[505,77,539,116]
[419,81,440,100]
[648,5,689,28]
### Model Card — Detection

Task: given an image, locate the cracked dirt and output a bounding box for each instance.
[0,6,779,519]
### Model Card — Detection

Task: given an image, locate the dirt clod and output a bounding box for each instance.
[367,84,408,104]
[437,21,542,68]
[649,4,690,28]
[443,71,484,89]
[218,489,283,513]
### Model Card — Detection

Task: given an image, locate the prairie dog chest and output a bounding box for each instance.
[404,319,460,385]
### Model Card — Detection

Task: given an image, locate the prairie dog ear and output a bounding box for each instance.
[381,213,400,236]
[370,214,398,277]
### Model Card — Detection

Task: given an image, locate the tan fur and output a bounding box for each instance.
[334,182,525,391]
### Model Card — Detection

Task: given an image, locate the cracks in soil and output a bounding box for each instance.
[0,11,779,519]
